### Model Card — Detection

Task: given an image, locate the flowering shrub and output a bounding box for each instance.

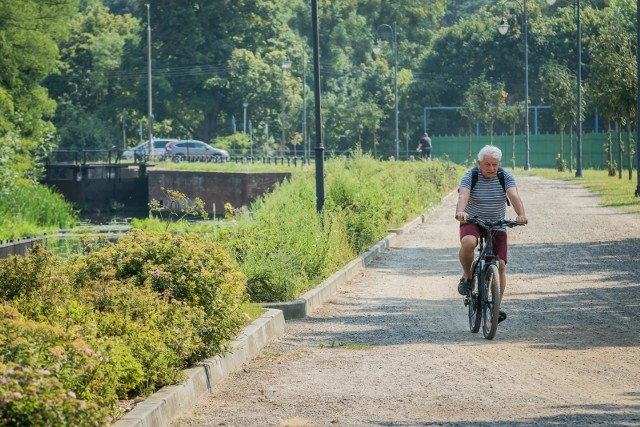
[0,362,111,426]
[74,230,249,363]
[0,231,249,423]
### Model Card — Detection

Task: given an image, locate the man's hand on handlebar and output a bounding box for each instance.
[455,212,468,222]
[515,215,528,225]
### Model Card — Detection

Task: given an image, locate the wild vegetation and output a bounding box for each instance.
[138,154,461,302]
[0,155,459,424]
[0,182,77,241]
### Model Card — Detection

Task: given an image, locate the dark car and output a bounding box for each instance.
[165,140,230,162]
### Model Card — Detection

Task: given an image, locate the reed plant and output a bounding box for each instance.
[0,182,77,240]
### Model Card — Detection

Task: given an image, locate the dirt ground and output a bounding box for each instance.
[173,175,640,427]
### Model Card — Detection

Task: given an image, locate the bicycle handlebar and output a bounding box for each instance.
[466,216,525,229]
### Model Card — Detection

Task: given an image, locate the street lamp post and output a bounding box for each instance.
[302,48,308,162]
[281,57,291,155]
[242,100,248,134]
[499,0,555,170]
[373,22,399,161]
[575,0,583,177]
[636,0,640,196]
[145,4,154,160]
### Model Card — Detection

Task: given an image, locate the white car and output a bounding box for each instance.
[121,139,177,161]
[165,140,230,162]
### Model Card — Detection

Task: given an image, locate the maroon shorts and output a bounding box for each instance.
[459,223,508,264]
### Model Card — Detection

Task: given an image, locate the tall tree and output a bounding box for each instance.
[540,62,580,171]
[47,0,139,149]
[589,5,637,179]
[0,0,79,183]
[464,78,507,145]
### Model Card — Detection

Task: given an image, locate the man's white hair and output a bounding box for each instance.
[477,145,502,161]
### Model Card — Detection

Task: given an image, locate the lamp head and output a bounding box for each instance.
[498,18,510,35]
[281,58,292,70]
[372,42,382,55]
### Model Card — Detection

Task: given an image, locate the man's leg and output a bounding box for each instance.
[498,259,506,298]
[459,235,477,280]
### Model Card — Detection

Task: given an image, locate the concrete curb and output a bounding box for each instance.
[112,212,428,427]
[113,309,285,427]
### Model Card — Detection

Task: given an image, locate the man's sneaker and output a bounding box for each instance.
[498,310,507,323]
[457,277,472,295]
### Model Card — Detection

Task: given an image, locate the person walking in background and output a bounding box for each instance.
[416,132,432,160]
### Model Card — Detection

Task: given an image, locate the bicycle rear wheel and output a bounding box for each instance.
[482,264,501,340]
[468,264,481,333]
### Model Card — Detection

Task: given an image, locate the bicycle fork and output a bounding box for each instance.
[463,258,484,307]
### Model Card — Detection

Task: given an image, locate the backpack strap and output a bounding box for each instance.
[497,168,511,206]
[470,166,510,206]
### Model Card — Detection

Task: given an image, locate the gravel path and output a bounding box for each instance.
[173,175,640,427]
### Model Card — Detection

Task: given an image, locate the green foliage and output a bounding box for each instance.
[74,230,249,361]
[212,133,251,156]
[0,361,112,427]
[217,154,459,302]
[0,230,249,422]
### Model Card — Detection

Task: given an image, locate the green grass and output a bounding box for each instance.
[518,168,640,215]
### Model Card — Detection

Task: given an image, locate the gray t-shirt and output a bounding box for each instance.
[459,168,516,230]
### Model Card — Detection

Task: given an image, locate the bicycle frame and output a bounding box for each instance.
[472,222,501,273]
[465,217,522,339]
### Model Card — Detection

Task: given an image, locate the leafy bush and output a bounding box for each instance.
[74,230,249,362]
[218,153,459,302]
[0,362,112,426]
[0,231,250,422]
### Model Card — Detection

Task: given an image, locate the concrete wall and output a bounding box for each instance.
[148,171,291,215]
[45,166,149,213]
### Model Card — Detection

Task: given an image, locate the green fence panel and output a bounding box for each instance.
[432,132,631,169]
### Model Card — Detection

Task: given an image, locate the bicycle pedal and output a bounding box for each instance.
[463,296,470,306]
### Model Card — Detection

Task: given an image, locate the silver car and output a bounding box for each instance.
[121,139,177,161]
[165,140,230,162]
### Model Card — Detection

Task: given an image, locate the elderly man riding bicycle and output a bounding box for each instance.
[454,145,528,324]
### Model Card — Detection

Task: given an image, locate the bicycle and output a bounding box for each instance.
[463,216,525,340]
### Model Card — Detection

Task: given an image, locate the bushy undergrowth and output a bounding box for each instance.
[0,181,77,240]
[217,154,459,302]
[0,154,458,424]
[0,231,248,425]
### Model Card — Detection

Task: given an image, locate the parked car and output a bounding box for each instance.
[165,140,230,162]
[121,139,177,161]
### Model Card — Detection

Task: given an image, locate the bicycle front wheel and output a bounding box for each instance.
[468,264,481,333]
[482,264,501,340]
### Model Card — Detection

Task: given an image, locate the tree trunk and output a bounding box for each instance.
[197,108,219,143]
[559,125,564,167]
[569,125,573,173]
[607,120,614,176]
[617,122,623,179]
[626,122,633,180]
